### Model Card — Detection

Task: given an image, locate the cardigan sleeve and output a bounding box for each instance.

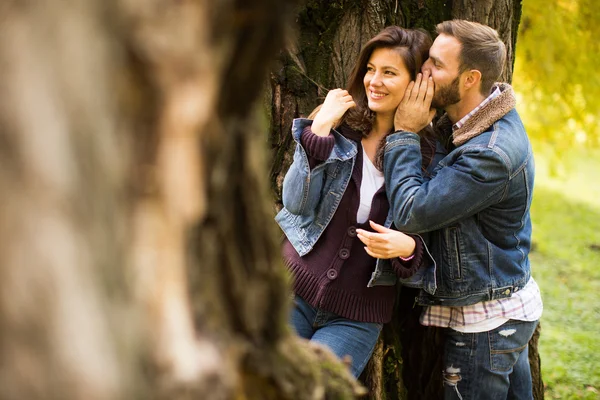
[390,234,429,279]
[300,126,335,169]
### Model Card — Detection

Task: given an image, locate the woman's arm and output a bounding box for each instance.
[281,89,356,215]
[357,221,427,279]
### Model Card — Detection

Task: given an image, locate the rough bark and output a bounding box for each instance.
[0,0,368,399]
[270,1,543,399]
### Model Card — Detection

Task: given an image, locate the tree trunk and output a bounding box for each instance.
[0,0,367,399]
[269,1,544,399]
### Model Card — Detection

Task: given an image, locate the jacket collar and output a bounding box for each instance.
[435,83,516,147]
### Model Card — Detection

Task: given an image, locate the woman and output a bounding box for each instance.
[275,26,436,377]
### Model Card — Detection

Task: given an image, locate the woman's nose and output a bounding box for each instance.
[370,72,383,86]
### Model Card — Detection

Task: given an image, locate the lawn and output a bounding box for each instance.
[530,145,600,399]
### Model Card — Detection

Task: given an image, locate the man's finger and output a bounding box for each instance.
[424,76,434,105]
[416,72,429,103]
[402,81,415,102]
[410,73,422,101]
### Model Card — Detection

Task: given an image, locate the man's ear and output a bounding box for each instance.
[463,69,482,90]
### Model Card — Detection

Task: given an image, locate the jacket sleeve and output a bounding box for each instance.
[384,131,510,233]
[281,119,335,216]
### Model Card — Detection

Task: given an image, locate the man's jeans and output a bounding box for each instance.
[290,295,382,377]
[443,319,539,400]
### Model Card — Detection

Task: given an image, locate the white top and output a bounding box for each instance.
[357,147,384,224]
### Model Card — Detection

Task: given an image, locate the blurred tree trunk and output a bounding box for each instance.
[0,0,367,399]
[269,1,543,399]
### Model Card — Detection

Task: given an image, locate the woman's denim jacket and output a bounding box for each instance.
[275,118,439,288]
[383,108,535,306]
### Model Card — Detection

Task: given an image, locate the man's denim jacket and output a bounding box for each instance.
[275,118,439,288]
[383,108,535,306]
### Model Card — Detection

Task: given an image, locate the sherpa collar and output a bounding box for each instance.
[435,83,516,147]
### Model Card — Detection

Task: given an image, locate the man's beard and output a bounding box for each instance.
[432,75,461,109]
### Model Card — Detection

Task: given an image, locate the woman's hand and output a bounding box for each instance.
[311,89,356,136]
[357,221,416,259]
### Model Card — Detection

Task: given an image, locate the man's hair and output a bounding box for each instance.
[436,20,506,95]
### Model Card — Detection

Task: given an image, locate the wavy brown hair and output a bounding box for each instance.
[342,26,432,134]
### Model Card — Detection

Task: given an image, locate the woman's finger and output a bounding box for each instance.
[357,232,370,246]
[364,246,380,259]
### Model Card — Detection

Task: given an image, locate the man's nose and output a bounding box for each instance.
[421,59,432,74]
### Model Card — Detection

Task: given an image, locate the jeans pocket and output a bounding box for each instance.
[488,320,537,372]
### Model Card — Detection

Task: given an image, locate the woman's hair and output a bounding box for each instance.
[307,26,436,170]
[342,26,433,134]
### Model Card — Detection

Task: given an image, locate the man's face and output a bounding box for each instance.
[422,34,463,109]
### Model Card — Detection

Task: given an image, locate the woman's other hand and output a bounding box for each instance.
[357,220,416,259]
[311,89,356,136]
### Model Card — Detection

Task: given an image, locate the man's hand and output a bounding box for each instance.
[394,71,436,133]
[311,88,356,137]
[356,221,416,259]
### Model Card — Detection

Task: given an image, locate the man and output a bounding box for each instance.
[361,20,543,399]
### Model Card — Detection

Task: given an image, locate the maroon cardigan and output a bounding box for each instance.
[282,125,425,323]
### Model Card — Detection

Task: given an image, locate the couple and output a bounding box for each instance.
[276,19,543,400]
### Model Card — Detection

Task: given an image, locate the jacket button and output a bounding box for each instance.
[327,269,338,279]
[339,249,350,259]
[347,226,357,237]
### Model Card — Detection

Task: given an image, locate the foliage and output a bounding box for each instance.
[513,0,600,152]
[530,145,600,399]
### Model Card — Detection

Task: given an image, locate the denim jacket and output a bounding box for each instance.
[275,118,437,287]
[383,84,535,306]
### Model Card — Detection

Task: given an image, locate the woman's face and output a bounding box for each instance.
[363,47,411,118]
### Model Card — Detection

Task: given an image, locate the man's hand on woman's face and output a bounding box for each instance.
[393,71,436,134]
[356,221,416,259]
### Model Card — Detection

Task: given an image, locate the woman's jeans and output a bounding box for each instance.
[290,295,382,377]
[443,319,539,400]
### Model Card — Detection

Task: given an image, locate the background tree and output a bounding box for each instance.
[513,0,600,169]
[269,1,544,399]
[0,0,366,399]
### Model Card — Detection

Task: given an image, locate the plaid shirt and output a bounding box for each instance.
[421,278,543,332]
[421,86,543,332]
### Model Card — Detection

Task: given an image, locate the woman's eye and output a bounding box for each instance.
[385,71,396,75]
[366,66,375,72]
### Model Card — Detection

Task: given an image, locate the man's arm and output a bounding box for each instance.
[384,135,510,233]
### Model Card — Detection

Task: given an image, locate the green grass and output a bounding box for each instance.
[530,144,600,399]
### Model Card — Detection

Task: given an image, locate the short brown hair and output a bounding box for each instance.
[436,20,506,95]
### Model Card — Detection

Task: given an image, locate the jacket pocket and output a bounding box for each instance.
[445,227,463,281]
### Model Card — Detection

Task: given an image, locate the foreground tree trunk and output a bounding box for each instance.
[269,1,543,399]
[0,0,367,399]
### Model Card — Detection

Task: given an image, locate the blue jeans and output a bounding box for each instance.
[290,295,382,377]
[443,319,539,400]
